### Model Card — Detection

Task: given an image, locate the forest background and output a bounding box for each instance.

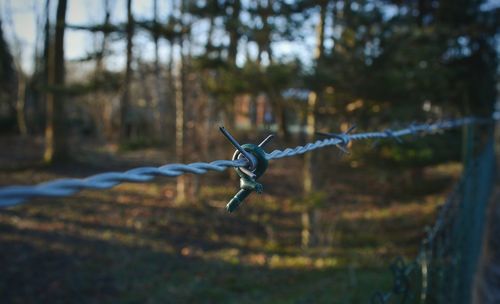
[0,0,498,302]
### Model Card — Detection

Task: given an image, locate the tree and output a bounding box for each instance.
[152,0,165,138]
[226,0,242,66]
[291,0,329,250]
[94,0,112,140]
[0,17,17,132]
[303,0,328,195]
[3,0,28,136]
[44,0,68,163]
[245,0,295,139]
[120,0,134,142]
[175,0,187,203]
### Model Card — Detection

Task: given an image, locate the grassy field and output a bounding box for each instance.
[0,136,462,303]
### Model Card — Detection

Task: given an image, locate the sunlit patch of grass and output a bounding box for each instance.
[200,185,234,198]
[268,255,340,269]
[426,162,462,177]
[112,182,164,197]
[339,195,442,222]
[247,194,286,211]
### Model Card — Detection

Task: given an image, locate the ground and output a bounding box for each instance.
[0,136,462,303]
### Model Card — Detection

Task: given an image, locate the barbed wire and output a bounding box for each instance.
[0,159,247,207]
[0,113,498,208]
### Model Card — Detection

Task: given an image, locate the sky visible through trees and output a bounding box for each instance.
[6,0,497,74]
[5,0,320,72]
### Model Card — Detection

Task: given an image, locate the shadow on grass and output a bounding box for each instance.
[0,220,390,304]
[0,147,459,303]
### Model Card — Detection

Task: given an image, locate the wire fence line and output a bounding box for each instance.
[371,129,496,304]
[0,113,498,207]
[371,181,463,304]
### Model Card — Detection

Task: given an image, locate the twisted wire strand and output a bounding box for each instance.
[0,114,497,207]
[265,115,495,160]
[0,159,247,207]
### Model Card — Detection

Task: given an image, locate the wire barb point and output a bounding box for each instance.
[385,129,403,143]
[258,134,274,148]
[219,126,257,171]
[316,124,356,155]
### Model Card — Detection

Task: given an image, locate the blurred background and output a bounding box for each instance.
[0,0,498,303]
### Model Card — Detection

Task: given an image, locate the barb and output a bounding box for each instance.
[0,114,497,207]
[316,124,356,154]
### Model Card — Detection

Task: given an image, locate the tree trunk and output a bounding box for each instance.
[95,0,110,73]
[97,0,111,141]
[16,73,27,136]
[44,0,68,163]
[206,12,215,54]
[258,0,273,64]
[175,1,186,203]
[303,2,327,194]
[277,101,289,140]
[302,5,327,250]
[301,211,310,249]
[301,209,321,250]
[227,0,241,66]
[166,39,175,145]
[2,8,28,136]
[42,0,53,161]
[303,91,317,194]
[120,0,133,142]
[88,0,111,141]
[153,0,165,140]
[224,0,241,135]
[175,57,186,204]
